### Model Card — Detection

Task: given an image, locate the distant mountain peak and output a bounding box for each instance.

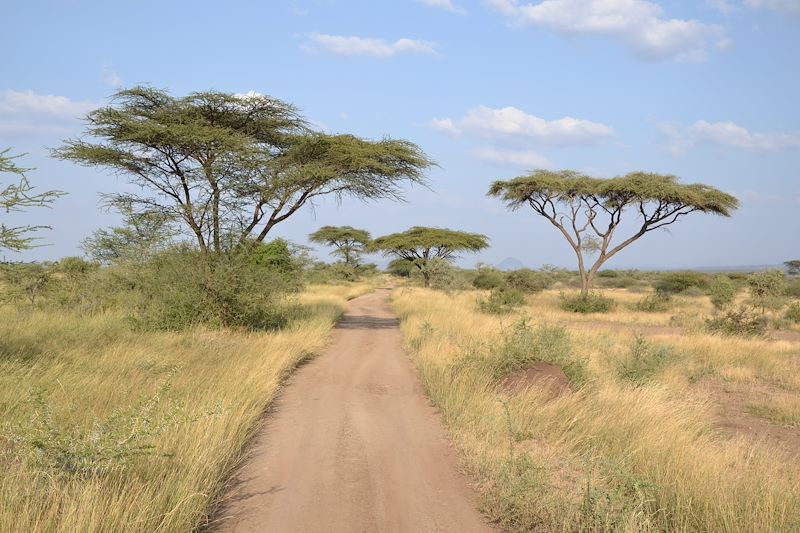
[496,257,526,271]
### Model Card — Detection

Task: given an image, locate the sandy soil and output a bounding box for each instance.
[215,288,492,533]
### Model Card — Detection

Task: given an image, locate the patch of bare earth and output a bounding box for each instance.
[498,362,570,399]
[696,380,800,459]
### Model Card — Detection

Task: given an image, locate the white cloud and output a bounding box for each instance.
[0,89,98,136]
[430,117,462,136]
[305,33,438,57]
[419,0,467,14]
[745,0,800,15]
[474,146,552,168]
[486,0,728,62]
[101,68,122,88]
[659,120,800,154]
[434,105,614,144]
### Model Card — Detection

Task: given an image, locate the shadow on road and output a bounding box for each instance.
[338,315,399,330]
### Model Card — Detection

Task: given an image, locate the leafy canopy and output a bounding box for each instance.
[308,225,371,265]
[1,149,65,252]
[372,226,488,264]
[488,169,738,294]
[54,87,433,256]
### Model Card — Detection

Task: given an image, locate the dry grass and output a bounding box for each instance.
[0,282,371,533]
[392,288,800,532]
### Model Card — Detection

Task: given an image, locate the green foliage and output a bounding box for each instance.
[488,319,584,384]
[706,306,768,337]
[504,269,552,294]
[559,292,614,314]
[2,375,186,477]
[709,275,737,310]
[786,279,800,298]
[308,225,371,266]
[473,267,505,290]
[247,238,298,274]
[372,226,489,287]
[0,262,53,304]
[785,302,800,324]
[0,149,65,251]
[655,272,710,294]
[617,335,681,385]
[488,170,739,216]
[478,287,526,314]
[488,170,737,295]
[633,291,672,312]
[785,260,800,276]
[747,270,787,312]
[130,246,296,331]
[81,203,174,264]
[54,87,432,255]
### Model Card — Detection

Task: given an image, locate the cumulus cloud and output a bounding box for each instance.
[432,105,614,144]
[0,89,97,135]
[474,146,552,168]
[659,120,800,154]
[745,0,800,15]
[305,33,438,57]
[486,0,728,62]
[419,0,467,14]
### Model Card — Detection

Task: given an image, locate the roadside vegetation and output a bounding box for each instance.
[393,284,800,532]
[0,220,383,531]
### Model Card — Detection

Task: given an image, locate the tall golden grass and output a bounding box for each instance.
[0,282,373,532]
[393,288,800,532]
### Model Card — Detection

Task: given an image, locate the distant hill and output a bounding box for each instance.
[496,257,526,271]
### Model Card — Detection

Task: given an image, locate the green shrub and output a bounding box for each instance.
[130,245,295,331]
[0,262,54,305]
[709,275,737,310]
[504,269,552,294]
[706,306,768,337]
[655,272,710,294]
[633,292,672,312]
[598,275,637,289]
[786,279,800,298]
[785,302,800,324]
[559,292,614,314]
[486,319,585,384]
[473,268,505,290]
[748,270,788,313]
[478,287,526,314]
[617,335,681,385]
[597,270,618,278]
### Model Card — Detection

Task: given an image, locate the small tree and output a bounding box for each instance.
[54,87,432,258]
[747,269,787,314]
[82,202,175,265]
[488,170,738,296]
[308,226,371,266]
[371,226,488,287]
[709,275,737,310]
[786,260,800,276]
[1,149,64,252]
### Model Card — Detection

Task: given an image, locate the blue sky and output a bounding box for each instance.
[1,0,798,269]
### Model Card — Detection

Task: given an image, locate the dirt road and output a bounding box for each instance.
[216,288,492,533]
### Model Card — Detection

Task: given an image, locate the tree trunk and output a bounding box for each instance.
[422,269,431,288]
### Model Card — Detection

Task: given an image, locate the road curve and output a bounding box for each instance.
[216,287,492,533]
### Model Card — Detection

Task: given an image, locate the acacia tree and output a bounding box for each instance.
[488,170,738,296]
[372,226,489,287]
[54,87,432,259]
[1,149,64,252]
[785,260,800,276]
[308,225,371,266]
